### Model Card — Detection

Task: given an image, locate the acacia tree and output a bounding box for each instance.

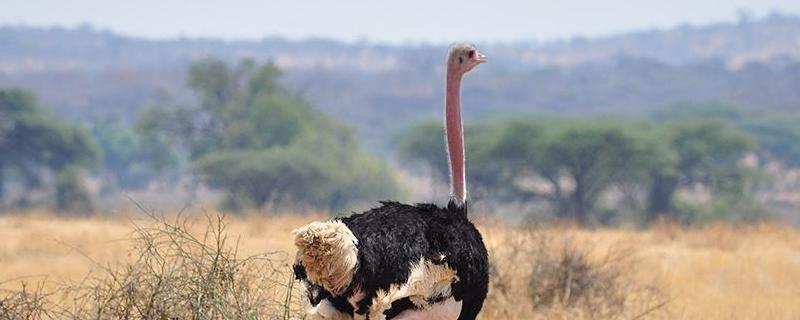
[0,88,99,211]
[542,121,666,223]
[646,119,754,222]
[399,114,759,225]
[397,118,666,224]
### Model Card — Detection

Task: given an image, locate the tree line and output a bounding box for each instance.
[2,58,799,225]
[0,58,403,213]
[397,103,800,225]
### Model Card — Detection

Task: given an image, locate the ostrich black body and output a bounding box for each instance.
[294,200,489,320]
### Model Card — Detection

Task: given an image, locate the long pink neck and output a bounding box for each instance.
[445,65,466,205]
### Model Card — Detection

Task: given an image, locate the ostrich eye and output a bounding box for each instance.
[468,50,476,58]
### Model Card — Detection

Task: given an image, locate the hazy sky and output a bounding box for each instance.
[2,0,799,43]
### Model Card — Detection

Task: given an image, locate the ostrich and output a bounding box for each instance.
[292,43,488,320]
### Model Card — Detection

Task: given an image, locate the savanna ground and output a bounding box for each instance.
[1,210,799,319]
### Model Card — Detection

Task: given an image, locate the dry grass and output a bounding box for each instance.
[1,211,309,319]
[482,222,667,320]
[1,212,799,319]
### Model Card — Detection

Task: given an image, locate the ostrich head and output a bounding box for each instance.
[447,43,487,75]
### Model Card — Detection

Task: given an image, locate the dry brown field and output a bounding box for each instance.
[1,212,799,319]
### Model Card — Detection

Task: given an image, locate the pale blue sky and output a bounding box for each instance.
[1,0,799,43]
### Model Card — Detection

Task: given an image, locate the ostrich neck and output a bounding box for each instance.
[445,66,466,205]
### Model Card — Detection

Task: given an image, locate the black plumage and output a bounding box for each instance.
[295,200,488,320]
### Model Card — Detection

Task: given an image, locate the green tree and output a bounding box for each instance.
[398,112,761,225]
[395,120,448,180]
[740,116,800,167]
[195,129,402,211]
[394,119,512,200]
[139,58,315,159]
[470,119,552,202]
[0,88,100,211]
[92,118,178,190]
[397,118,666,224]
[654,101,800,168]
[646,119,755,222]
[540,121,665,223]
[140,59,403,211]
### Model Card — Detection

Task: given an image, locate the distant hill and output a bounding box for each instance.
[1,13,800,150]
[524,12,800,68]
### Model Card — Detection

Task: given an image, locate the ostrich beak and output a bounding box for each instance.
[474,51,487,64]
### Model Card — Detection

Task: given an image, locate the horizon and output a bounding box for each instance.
[2,1,800,44]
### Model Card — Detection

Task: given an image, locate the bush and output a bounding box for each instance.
[486,225,668,319]
[0,213,305,319]
[529,241,634,316]
[0,282,55,320]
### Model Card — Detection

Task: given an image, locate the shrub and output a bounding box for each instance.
[0,282,55,320]
[486,225,668,319]
[0,212,305,319]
